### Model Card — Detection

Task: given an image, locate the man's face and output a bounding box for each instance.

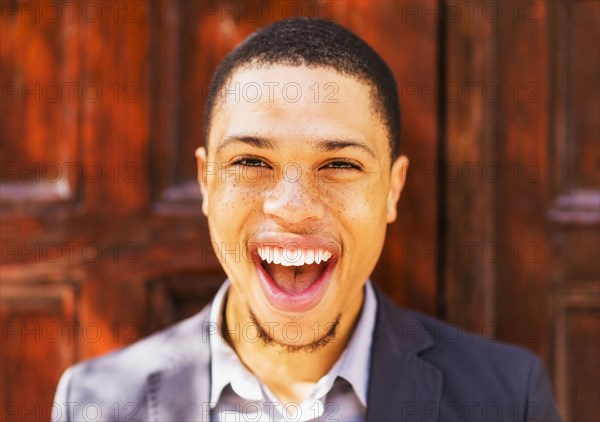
[197,65,407,347]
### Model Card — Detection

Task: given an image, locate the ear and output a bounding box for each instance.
[195,146,210,217]
[386,155,409,223]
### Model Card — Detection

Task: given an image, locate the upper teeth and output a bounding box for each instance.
[257,246,333,266]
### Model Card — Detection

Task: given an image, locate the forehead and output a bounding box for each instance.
[208,65,388,155]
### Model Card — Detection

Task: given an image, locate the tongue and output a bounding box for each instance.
[263,262,327,294]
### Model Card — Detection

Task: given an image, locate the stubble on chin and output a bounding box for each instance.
[248,308,341,353]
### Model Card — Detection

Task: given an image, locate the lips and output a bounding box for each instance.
[250,234,339,312]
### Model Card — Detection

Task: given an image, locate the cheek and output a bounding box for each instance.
[206,181,263,257]
[320,181,389,272]
[320,181,388,226]
[207,183,263,284]
[210,180,262,216]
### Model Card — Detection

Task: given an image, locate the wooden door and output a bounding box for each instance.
[1,1,597,421]
[444,1,600,421]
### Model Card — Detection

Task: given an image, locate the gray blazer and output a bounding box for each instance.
[53,287,561,421]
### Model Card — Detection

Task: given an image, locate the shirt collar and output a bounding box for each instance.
[208,279,378,407]
[337,279,377,406]
[209,280,264,405]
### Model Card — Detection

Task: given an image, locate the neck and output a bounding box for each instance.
[223,287,364,403]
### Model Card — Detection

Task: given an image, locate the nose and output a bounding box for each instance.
[263,171,325,224]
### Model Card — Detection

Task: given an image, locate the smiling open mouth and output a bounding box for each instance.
[258,246,333,294]
[252,241,338,312]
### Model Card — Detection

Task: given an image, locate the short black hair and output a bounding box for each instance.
[203,17,401,161]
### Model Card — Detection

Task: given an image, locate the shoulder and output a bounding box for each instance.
[70,304,210,378]
[374,289,548,401]
[376,288,538,361]
[398,307,561,420]
[53,305,211,421]
[410,308,541,379]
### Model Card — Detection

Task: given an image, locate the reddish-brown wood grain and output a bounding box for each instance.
[1,1,598,421]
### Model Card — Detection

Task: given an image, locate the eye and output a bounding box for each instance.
[232,157,270,168]
[322,160,362,170]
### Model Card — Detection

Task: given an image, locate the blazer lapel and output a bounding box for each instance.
[146,307,212,422]
[366,289,443,422]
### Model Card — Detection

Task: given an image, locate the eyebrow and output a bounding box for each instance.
[315,140,376,159]
[216,136,276,155]
[215,135,376,159]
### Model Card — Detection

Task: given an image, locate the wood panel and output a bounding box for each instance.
[444,0,497,327]
[0,282,78,422]
[546,1,600,420]
[568,0,600,190]
[0,0,80,214]
[444,0,557,350]
[553,283,600,422]
[78,0,150,216]
[444,1,599,420]
[494,0,552,359]
[146,269,226,334]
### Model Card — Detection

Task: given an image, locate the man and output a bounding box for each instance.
[53,18,561,422]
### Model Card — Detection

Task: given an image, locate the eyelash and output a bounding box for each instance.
[231,157,271,168]
[324,160,362,170]
[231,157,362,171]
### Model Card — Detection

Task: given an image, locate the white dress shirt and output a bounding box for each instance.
[208,279,377,422]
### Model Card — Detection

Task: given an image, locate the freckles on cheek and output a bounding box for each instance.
[322,180,379,208]
[216,183,262,211]
[321,184,376,224]
[320,185,346,211]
